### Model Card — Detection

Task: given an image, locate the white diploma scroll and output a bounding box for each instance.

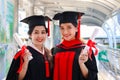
[82,28,99,54]
[13,33,24,48]
[13,33,33,60]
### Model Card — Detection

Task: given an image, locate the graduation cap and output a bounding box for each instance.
[53,11,84,39]
[20,15,51,36]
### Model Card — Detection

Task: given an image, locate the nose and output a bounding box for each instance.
[38,33,42,38]
[63,29,68,34]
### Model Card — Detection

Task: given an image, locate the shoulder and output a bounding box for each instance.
[51,46,60,55]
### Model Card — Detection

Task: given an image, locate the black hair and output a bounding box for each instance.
[28,25,48,35]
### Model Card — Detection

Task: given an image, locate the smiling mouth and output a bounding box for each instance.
[64,35,70,37]
[37,39,43,42]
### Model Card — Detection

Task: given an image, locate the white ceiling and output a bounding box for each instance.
[19,0,120,26]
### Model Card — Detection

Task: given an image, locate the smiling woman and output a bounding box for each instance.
[6,15,53,80]
[52,11,98,80]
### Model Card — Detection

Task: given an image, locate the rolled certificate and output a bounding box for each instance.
[82,28,99,54]
[13,33,24,48]
[13,33,33,60]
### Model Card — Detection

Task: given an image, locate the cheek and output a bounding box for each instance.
[74,27,78,32]
[61,32,65,36]
[31,36,36,41]
[44,35,47,39]
[71,29,77,34]
[74,28,78,34]
[43,34,47,39]
[30,34,38,40]
[60,30,63,34]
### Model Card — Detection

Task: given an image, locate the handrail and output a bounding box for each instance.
[97,43,120,80]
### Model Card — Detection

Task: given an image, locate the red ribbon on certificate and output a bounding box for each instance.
[87,39,98,60]
[14,45,26,73]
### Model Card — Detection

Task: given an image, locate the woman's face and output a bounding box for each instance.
[30,26,47,46]
[60,23,78,41]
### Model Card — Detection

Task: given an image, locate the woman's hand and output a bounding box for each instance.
[78,49,89,79]
[18,49,32,80]
[22,49,32,63]
[78,49,88,64]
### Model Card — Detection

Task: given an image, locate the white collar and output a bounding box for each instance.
[28,43,44,55]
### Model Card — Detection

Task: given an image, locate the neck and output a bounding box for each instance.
[34,44,44,52]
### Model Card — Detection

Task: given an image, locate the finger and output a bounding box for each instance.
[25,49,29,53]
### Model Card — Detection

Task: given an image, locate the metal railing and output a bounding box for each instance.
[97,43,120,80]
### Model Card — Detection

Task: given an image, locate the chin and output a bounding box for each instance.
[65,37,76,41]
[64,38,71,41]
[35,42,43,45]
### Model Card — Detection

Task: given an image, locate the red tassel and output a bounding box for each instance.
[45,60,50,77]
[77,14,81,39]
[48,19,50,37]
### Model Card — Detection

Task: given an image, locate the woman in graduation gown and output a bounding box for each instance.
[52,11,98,80]
[6,15,52,80]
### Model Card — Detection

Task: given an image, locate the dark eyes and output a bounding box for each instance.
[41,31,46,34]
[33,30,46,34]
[60,26,72,30]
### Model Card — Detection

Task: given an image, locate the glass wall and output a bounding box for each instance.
[0,0,16,79]
[102,11,120,49]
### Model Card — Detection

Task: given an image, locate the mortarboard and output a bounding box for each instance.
[21,15,51,36]
[53,11,84,39]
[53,11,84,24]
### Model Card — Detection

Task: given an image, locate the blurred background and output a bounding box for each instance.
[0,0,120,80]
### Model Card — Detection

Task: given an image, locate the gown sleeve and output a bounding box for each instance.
[85,52,98,80]
[6,52,20,80]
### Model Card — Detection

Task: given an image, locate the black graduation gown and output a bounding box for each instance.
[6,46,52,80]
[52,39,98,80]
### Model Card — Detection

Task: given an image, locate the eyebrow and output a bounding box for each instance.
[34,29,46,31]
